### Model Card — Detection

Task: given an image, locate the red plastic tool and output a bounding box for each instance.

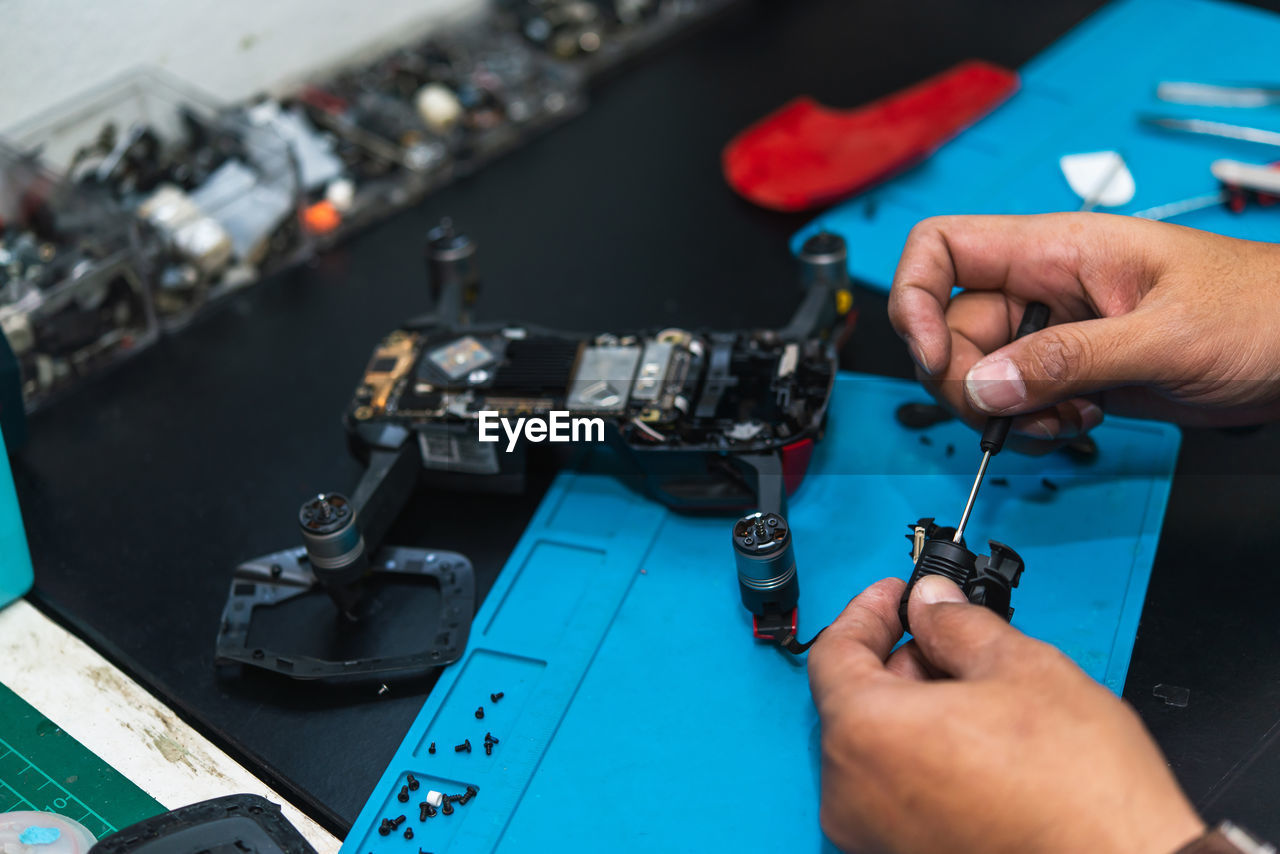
[722,60,1019,212]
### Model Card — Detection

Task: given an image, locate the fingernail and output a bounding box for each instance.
[965,358,1026,413]
[1071,399,1104,432]
[1014,416,1056,441]
[913,574,967,605]
[908,340,933,375]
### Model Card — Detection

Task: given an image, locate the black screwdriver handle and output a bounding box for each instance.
[979,301,1051,455]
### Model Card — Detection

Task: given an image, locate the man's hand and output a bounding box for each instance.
[887,213,1280,452]
[808,576,1204,854]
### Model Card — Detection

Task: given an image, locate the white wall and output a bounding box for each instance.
[0,0,484,129]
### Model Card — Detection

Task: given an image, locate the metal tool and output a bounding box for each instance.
[953,301,1051,544]
[1140,115,1280,148]
[1157,81,1280,109]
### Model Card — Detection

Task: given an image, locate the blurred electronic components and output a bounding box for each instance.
[5,69,309,329]
[0,2,742,412]
[497,0,739,70]
[291,19,584,239]
[0,145,156,412]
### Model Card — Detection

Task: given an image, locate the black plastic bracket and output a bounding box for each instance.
[88,795,314,854]
[215,545,474,680]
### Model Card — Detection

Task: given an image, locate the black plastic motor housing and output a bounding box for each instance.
[899,522,1024,633]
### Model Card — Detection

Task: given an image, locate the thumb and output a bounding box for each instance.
[906,575,1026,679]
[964,314,1158,416]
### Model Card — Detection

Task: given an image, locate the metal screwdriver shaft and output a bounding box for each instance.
[953,451,990,543]
[952,301,1051,544]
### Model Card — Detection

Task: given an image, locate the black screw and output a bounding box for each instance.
[454,739,471,753]
[484,733,499,745]
[407,774,419,791]
[441,799,453,816]
[490,692,503,702]
[378,821,391,837]
[418,803,429,821]
[403,829,414,840]
[484,742,492,755]
[475,706,484,719]
[428,742,436,754]
[398,786,409,803]
[466,785,478,796]
[1041,477,1059,492]
[392,815,406,828]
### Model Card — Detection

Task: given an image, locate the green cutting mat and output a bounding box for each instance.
[0,684,163,838]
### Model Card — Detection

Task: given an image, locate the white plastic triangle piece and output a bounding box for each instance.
[1060,151,1136,207]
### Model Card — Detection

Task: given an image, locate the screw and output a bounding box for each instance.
[403,829,414,840]
[454,739,471,753]
[490,692,504,702]
[484,733,499,745]
[378,684,389,696]
[378,821,391,837]
[484,742,492,755]
[428,742,436,754]
[392,815,406,828]
[407,774,419,791]
[398,786,409,803]
[466,785,478,796]
[475,706,484,719]
[441,799,453,816]
[418,803,429,821]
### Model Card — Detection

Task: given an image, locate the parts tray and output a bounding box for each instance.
[344,372,1180,852]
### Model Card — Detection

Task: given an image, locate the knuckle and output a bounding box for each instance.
[1024,327,1091,383]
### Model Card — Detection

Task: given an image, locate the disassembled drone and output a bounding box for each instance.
[216,223,855,679]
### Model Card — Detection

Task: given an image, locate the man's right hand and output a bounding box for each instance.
[808,576,1205,854]
[887,213,1280,452]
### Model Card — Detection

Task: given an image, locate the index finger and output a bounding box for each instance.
[887,214,1094,375]
[807,577,906,710]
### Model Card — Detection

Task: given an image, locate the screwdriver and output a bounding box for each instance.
[952,301,1051,543]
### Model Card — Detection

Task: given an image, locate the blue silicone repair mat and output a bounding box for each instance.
[343,373,1180,853]
[793,0,1280,293]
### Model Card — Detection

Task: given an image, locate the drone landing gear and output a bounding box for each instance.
[215,442,475,680]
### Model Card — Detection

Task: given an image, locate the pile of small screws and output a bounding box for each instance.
[377,815,406,836]
[379,690,504,839]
